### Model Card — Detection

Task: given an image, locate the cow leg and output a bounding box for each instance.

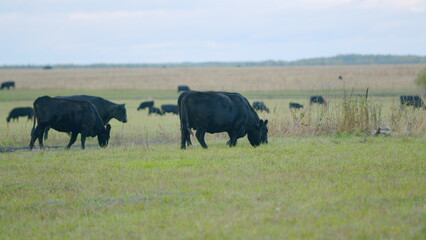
[29,127,38,150]
[180,127,191,149]
[43,127,50,140]
[180,130,187,149]
[227,132,238,147]
[186,134,193,147]
[66,132,78,149]
[195,130,208,149]
[29,125,45,150]
[37,132,44,149]
[80,132,87,149]
[227,122,245,147]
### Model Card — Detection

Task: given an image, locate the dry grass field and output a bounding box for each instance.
[1,64,425,92]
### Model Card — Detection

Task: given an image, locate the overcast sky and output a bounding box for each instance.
[1,0,425,64]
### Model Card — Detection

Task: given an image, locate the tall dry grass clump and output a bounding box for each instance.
[337,88,382,133]
[389,104,426,135]
[268,93,426,137]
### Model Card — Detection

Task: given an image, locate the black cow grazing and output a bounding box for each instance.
[29,96,111,149]
[400,95,425,109]
[178,90,268,147]
[137,101,154,111]
[177,85,190,92]
[289,102,304,109]
[6,107,34,123]
[179,91,268,149]
[1,81,15,90]
[310,96,327,105]
[56,95,127,124]
[43,95,127,140]
[148,107,164,116]
[161,104,178,115]
[252,101,270,113]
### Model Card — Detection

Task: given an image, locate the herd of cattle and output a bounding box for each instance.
[3,82,426,150]
[21,91,269,150]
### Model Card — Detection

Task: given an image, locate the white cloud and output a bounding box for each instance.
[356,0,426,11]
[131,41,221,51]
[68,9,207,21]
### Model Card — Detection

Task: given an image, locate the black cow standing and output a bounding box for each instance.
[177,85,190,92]
[43,95,127,140]
[29,96,111,150]
[252,101,270,113]
[400,95,425,109]
[310,96,326,105]
[138,101,154,111]
[7,107,34,122]
[148,107,164,116]
[178,91,268,149]
[1,81,15,90]
[289,102,304,109]
[178,90,268,147]
[161,104,178,115]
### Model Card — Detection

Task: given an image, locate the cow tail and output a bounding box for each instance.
[31,107,37,136]
[184,103,194,137]
[179,100,190,135]
[180,98,194,148]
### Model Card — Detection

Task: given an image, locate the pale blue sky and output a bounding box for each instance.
[1,0,425,64]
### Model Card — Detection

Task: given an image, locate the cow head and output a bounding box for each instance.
[247,119,269,147]
[260,119,268,144]
[115,104,128,123]
[98,124,111,148]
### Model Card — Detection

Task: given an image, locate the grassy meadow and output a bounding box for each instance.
[0,65,425,239]
[1,138,425,239]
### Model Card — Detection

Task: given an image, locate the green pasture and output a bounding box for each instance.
[1,137,425,239]
[0,89,425,239]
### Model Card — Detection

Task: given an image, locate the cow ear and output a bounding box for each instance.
[264,119,268,125]
[106,124,111,133]
[259,119,264,126]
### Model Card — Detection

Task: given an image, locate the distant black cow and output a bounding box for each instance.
[148,107,164,116]
[137,101,154,111]
[400,95,425,108]
[1,81,15,90]
[161,104,178,115]
[177,85,190,92]
[310,96,326,105]
[29,96,111,150]
[252,101,270,113]
[289,102,304,109]
[6,107,34,123]
[178,91,268,149]
[43,66,52,70]
[43,95,127,140]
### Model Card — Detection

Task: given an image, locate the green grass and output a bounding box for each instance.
[0,137,425,239]
[0,89,425,239]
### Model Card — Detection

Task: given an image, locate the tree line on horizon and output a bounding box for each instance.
[1,54,426,69]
